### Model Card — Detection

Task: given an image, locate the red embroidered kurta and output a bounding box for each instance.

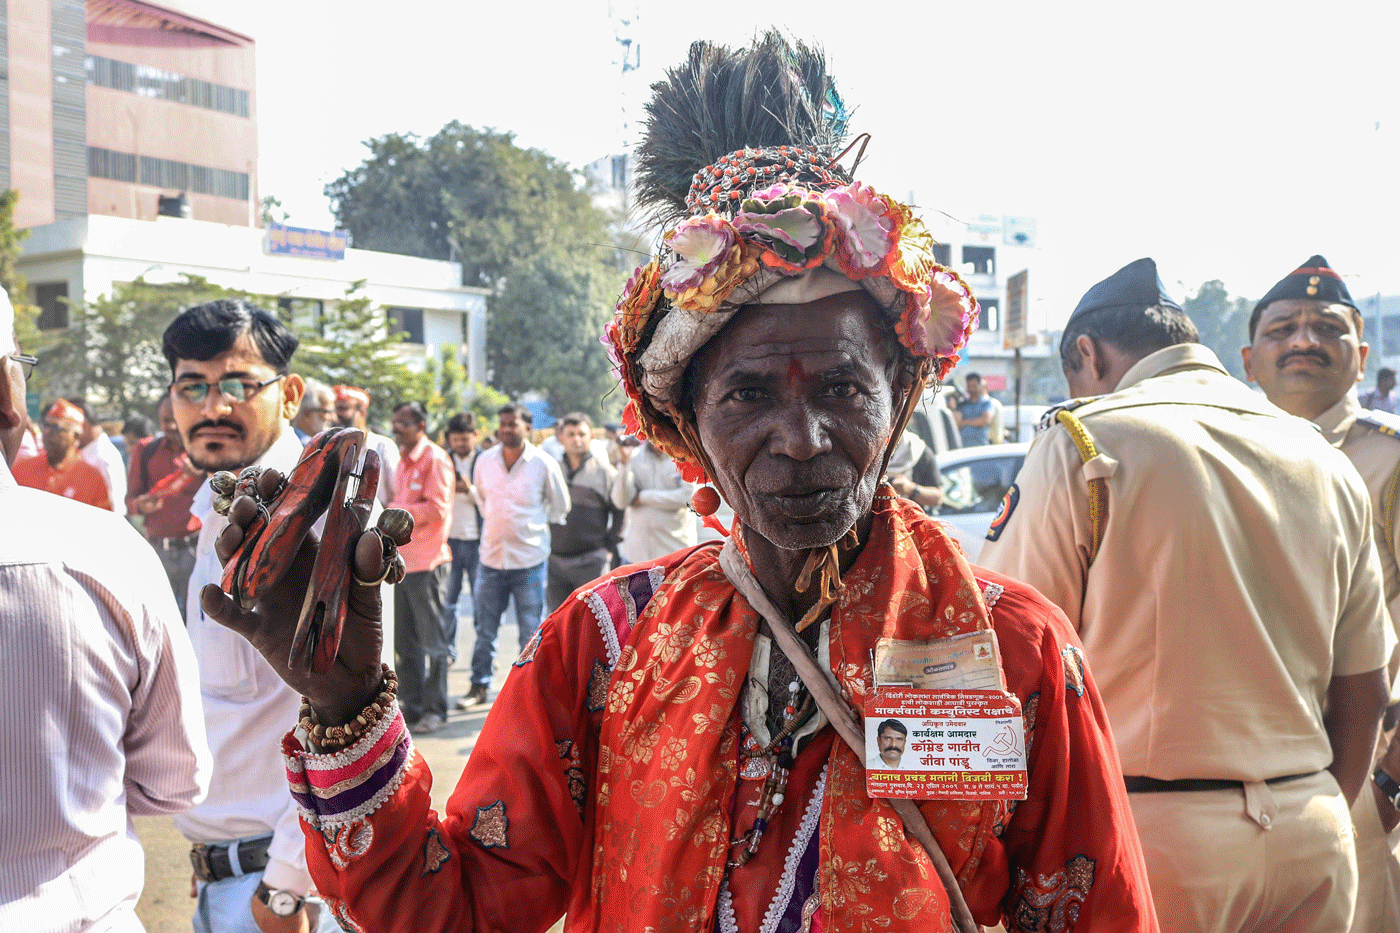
[285,505,1157,933]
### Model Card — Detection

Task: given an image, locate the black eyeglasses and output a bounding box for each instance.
[171,374,285,404]
[6,353,37,378]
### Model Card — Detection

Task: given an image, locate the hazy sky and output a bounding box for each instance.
[184,0,1399,327]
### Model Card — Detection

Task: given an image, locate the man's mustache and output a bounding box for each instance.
[188,418,244,438]
[1278,349,1330,368]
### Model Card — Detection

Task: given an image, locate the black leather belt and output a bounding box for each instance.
[189,834,273,882]
[1124,771,1317,794]
[154,533,199,552]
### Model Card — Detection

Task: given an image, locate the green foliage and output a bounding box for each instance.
[260,195,289,226]
[0,190,40,354]
[490,250,624,424]
[1183,280,1253,381]
[324,122,615,289]
[291,281,432,430]
[425,345,509,435]
[34,274,264,416]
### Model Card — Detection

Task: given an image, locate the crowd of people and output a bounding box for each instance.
[5,31,1400,933]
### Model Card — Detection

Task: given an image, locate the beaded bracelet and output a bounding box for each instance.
[299,664,397,752]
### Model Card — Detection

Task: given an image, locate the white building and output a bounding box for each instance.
[919,211,1053,396]
[19,213,490,384]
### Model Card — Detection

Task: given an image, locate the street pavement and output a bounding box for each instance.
[133,604,561,931]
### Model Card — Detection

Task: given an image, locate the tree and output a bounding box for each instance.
[35,274,266,416]
[489,250,623,423]
[260,195,289,226]
[324,122,615,289]
[425,344,510,434]
[291,281,432,430]
[1183,280,1253,381]
[0,190,41,357]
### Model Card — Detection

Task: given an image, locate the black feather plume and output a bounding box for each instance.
[634,31,850,231]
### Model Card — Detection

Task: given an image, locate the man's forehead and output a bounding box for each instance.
[1259,299,1357,328]
[711,338,872,376]
[174,334,275,377]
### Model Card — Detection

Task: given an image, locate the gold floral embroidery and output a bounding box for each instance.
[692,633,723,667]
[650,619,700,663]
[660,736,687,770]
[874,814,902,851]
[607,678,636,713]
[469,800,508,849]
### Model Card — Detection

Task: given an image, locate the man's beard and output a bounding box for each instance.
[183,419,271,473]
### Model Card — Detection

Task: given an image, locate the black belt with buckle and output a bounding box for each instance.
[1124,771,1317,794]
[189,834,273,882]
[154,533,199,552]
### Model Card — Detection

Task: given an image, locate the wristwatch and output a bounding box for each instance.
[256,881,304,917]
[1373,767,1400,811]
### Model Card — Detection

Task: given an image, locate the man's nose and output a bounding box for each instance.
[1286,323,1322,348]
[200,387,233,418]
[768,403,832,461]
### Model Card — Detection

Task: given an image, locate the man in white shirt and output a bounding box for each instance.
[1,294,211,933]
[162,299,340,933]
[442,412,481,661]
[69,397,127,514]
[611,439,697,563]
[465,402,569,707]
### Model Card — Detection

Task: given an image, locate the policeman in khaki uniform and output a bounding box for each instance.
[1244,255,1400,933]
[980,257,1392,933]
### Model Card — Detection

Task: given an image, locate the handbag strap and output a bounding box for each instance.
[718,540,980,933]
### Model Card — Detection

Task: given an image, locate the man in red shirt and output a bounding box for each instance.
[388,401,454,734]
[14,399,112,509]
[126,395,204,604]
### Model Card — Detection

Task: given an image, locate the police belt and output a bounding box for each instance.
[189,834,273,882]
[1123,771,1318,794]
[153,532,200,552]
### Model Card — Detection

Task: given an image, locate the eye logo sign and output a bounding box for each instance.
[985,484,1019,542]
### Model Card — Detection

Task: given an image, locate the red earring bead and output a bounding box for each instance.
[692,486,722,516]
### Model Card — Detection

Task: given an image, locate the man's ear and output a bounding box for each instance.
[0,360,21,431]
[1074,335,1102,380]
[1357,342,1369,384]
[1240,345,1255,382]
[280,374,305,421]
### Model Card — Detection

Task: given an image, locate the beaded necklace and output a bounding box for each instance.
[729,675,817,868]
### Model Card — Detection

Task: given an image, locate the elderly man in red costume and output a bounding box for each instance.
[204,34,1157,933]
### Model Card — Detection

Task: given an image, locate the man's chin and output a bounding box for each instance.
[188,442,250,474]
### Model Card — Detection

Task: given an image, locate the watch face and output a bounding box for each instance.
[268,891,299,916]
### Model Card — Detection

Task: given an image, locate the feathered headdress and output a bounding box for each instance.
[606,32,979,484]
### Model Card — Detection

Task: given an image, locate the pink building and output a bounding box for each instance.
[5,0,256,232]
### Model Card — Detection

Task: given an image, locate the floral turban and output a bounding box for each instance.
[603,145,980,484]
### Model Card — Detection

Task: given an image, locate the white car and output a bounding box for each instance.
[932,442,1030,561]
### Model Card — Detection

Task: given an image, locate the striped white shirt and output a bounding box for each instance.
[0,456,211,932]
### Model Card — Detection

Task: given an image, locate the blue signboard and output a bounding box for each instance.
[266,223,348,261]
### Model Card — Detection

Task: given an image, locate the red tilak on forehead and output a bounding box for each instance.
[787,355,807,385]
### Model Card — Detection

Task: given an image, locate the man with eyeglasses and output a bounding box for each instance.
[161,300,339,933]
[0,293,211,933]
[13,398,112,509]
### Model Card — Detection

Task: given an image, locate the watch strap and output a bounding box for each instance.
[1373,767,1400,810]
[256,881,305,917]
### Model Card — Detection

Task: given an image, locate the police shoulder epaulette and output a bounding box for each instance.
[1355,411,1400,439]
[1038,395,1105,432]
